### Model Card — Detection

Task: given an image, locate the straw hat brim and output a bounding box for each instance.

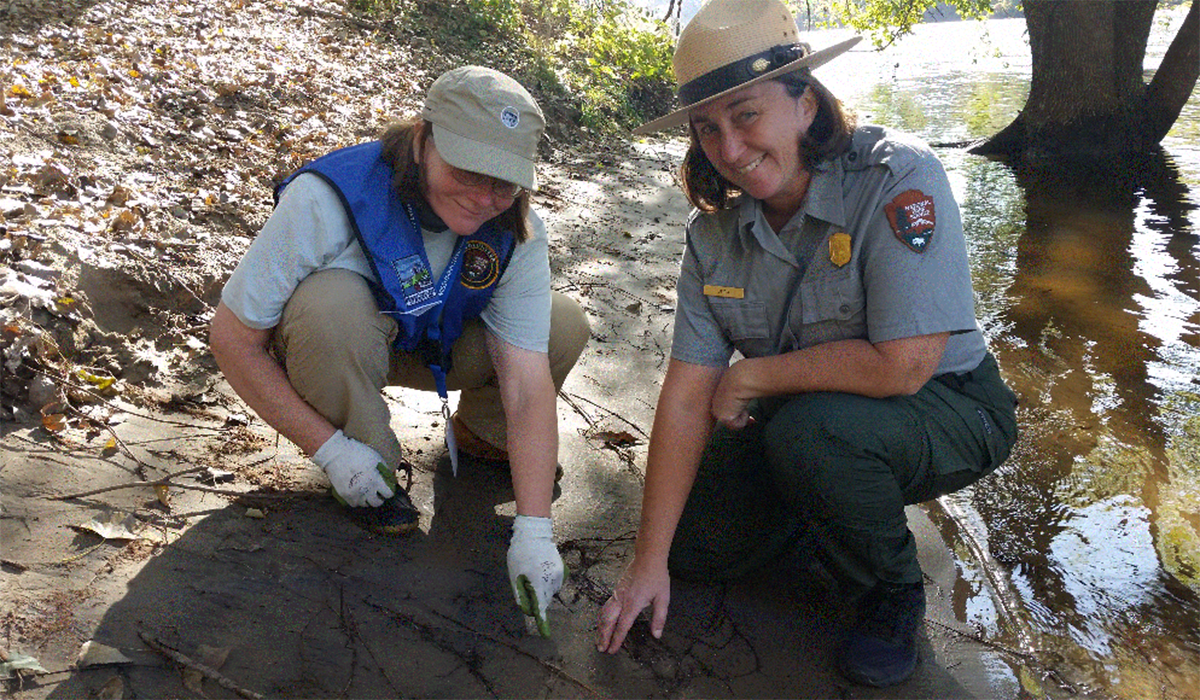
[632,36,862,136]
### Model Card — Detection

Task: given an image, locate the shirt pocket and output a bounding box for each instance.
[710,298,770,342]
[794,275,866,347]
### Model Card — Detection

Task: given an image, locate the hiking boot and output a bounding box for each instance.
[338,488,420,536]
[450,412,563,481]
[837,581,926,687]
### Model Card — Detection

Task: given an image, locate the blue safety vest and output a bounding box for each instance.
[276,141,516,396]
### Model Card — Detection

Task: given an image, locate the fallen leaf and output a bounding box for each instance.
[182,644,231,694]
[77,640,133,667]
[40,406,67,433]
[0,652,47,679]
[154,483,170,507]
[96,675,125,700]
[72,511,164,543]
[589,430,640,448]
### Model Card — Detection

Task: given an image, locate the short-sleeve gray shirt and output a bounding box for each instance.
[221,173,552,353]
[671,125,986,376]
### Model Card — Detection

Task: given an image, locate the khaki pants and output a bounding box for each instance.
[271,268,590,469]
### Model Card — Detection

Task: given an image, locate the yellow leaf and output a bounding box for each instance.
[154,484,170,507]
[69,76,81,87]
[128,69,140,78]
[9,84,31,98]
[76,369,116,390]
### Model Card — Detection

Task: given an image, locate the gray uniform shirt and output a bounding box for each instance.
[671,125,986,376]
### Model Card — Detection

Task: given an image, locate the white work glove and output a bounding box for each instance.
[311,430,395,508]
[507,515,566,637]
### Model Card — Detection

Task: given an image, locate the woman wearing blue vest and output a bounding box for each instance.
[209,66,590,636]
[596,0,1017,687]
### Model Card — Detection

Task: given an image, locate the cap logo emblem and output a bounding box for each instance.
[500,106,520,129]
[751,58,770,74]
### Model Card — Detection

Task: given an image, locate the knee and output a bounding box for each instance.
[761,394,886,494]
[548,292,590,379]
[279,270,393,364]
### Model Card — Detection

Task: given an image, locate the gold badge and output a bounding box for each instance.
[829,232,852,267]
[703,285,745,299]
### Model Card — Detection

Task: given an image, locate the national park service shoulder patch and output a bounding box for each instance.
[884,189,935,254]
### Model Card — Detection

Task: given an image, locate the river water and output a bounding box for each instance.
[802,10,1200,699]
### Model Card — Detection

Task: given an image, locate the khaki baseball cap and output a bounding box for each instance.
[421,66,545,191]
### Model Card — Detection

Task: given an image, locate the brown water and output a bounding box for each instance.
[810,12,1200,699]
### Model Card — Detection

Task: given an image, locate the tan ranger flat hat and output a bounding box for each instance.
[634,0,860,135]
[421,66,545,191]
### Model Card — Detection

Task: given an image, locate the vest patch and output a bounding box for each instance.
[392,254,435,307]
[885,189,935,253]
[460,240,500,289]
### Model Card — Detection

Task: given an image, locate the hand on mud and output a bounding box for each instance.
[507,515,565,637]
[312,430,395,508]
[597,557,670,653]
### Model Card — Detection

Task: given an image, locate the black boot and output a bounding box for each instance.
[836,581,925,687]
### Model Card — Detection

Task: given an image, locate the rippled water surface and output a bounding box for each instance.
[806,12,1200,698]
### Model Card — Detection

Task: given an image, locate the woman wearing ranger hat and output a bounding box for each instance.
[597,0,1017,687]
[210,66,590,636]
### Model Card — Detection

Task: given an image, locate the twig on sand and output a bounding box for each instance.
[51,466,291,502]
[425,610,608,699]
[138,632,263,700]
[560,391,648,438]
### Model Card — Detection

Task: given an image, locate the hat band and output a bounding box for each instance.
[677,43,809,107]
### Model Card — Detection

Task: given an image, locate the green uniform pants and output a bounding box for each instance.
[668,353,1017,596]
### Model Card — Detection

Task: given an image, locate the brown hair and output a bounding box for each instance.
[379,119,532,241]
[679,73,857,213]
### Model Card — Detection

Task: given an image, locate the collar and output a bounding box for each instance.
[735,197,798,266]
[802,158,846,229]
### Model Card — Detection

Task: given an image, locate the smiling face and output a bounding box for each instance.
[416,134,518,237]
[689,80,818,221]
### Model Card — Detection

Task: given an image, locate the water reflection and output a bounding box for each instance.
[972,150,1200,697]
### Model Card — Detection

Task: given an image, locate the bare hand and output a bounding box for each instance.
[596,557,671,653]
[710,361,754,429]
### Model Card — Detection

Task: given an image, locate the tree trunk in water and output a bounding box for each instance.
[1144,0,1200,144]
[970,0,1198,158]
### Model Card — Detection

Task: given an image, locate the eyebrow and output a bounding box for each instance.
[692,95,759,125]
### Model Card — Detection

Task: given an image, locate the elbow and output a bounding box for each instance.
[885,366,936,397]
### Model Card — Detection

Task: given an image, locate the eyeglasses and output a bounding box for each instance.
[447,166,525,200]
[427,132,524,199]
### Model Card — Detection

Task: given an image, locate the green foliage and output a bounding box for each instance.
[352,0,676,135]
[798,0,997,47]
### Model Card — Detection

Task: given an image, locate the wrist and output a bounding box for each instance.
[512,514,553,539]
[311,429,346,467]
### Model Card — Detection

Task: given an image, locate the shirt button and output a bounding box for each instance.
[839,304,851,314]
[848,152,857,162]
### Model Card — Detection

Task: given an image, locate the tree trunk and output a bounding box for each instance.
[971,0,1198,157]
[1144,0,1200,144]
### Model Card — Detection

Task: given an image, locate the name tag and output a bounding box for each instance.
[703,285,744,299]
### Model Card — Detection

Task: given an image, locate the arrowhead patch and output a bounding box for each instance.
[885,189,935,254]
